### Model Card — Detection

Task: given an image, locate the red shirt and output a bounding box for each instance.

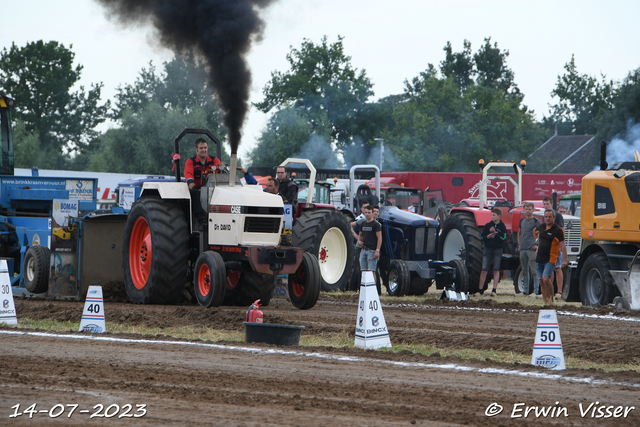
[184,155,221,188]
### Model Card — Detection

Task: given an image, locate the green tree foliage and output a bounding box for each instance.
[0,40,109,168]
[254,36,374,150]
[547,55,614,135]
[12,119,40,169]
[440,40,474,92]
[387,40,541,172]
[597,67,640,141]
[342,94,401,168]
[247,107,340,168]
[89,55,226,174]
[474,38,518,98]
[89,103,220,174]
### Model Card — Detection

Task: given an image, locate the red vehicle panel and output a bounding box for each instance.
[380,172,583,204]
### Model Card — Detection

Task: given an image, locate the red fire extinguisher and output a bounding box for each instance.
[246,299,263,323]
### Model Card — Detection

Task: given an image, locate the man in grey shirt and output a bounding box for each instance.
[518,202,541,296]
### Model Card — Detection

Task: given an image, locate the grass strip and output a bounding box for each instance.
[6,319,638,373]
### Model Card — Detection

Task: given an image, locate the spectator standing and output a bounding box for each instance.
[476,208,507,297]
[517,202,541,297]
[351,201,370,239]
[543,196,565,299]
[535,209,568,305]
[276,166,298,207]
[357,205,382,282]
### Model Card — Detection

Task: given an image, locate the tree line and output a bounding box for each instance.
[1,38,638,174]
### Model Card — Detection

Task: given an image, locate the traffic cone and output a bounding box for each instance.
[0,260,18,325]
[354,270,391,349]
[531,309,565,370]
[79,286,106,333]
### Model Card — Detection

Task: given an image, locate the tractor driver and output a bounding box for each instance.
[184,138,224,226]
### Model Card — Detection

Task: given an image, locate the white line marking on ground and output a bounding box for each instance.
[2,330,637,388]
[321,300,640,322]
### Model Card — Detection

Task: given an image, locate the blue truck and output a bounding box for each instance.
[0,92,126,299]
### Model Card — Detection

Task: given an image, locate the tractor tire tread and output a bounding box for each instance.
[123,197,189,304]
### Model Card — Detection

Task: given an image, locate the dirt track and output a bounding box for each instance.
[2,293,640,426]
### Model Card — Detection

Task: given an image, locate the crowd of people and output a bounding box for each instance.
[476,196,567,305]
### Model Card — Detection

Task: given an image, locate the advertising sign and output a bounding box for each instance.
[49,199,79,297]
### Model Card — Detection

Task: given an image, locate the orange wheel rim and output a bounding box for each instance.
[198,263,211,296]
[129,217,151,290]
[292,264,306,298]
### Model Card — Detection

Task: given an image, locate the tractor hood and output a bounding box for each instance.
[210,184,283,209]
[379,206,439,228]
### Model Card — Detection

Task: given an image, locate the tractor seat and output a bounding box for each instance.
[353,184,379,214]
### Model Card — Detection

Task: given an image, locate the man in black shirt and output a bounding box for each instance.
[357,205,382,281]
[477,208,508,297]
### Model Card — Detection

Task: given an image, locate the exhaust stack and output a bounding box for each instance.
[229,153,238,187]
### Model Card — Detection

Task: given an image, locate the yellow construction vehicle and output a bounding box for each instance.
[565,142,640,309]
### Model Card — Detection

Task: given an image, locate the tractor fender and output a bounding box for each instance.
[448,206,493,226]
[140,182,191,200]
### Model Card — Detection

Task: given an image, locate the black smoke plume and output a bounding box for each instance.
[96,0,276,154]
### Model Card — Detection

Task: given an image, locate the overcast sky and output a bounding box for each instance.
[3,1,639,165]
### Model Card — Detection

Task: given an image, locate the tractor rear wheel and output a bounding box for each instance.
[292,209,354,292]
[123,196,189,304]
[24,245,50,294]
[194,251,226,307]
[288,252,321,309]
[580,252,615,307]
[439,212,484,293]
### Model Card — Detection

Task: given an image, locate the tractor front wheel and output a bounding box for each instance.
[386,259,411,296]
[194,251,226,307]
[449,259,469,294]
[288,252,321,309]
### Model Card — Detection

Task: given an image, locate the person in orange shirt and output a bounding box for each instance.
[534,209,568,305]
